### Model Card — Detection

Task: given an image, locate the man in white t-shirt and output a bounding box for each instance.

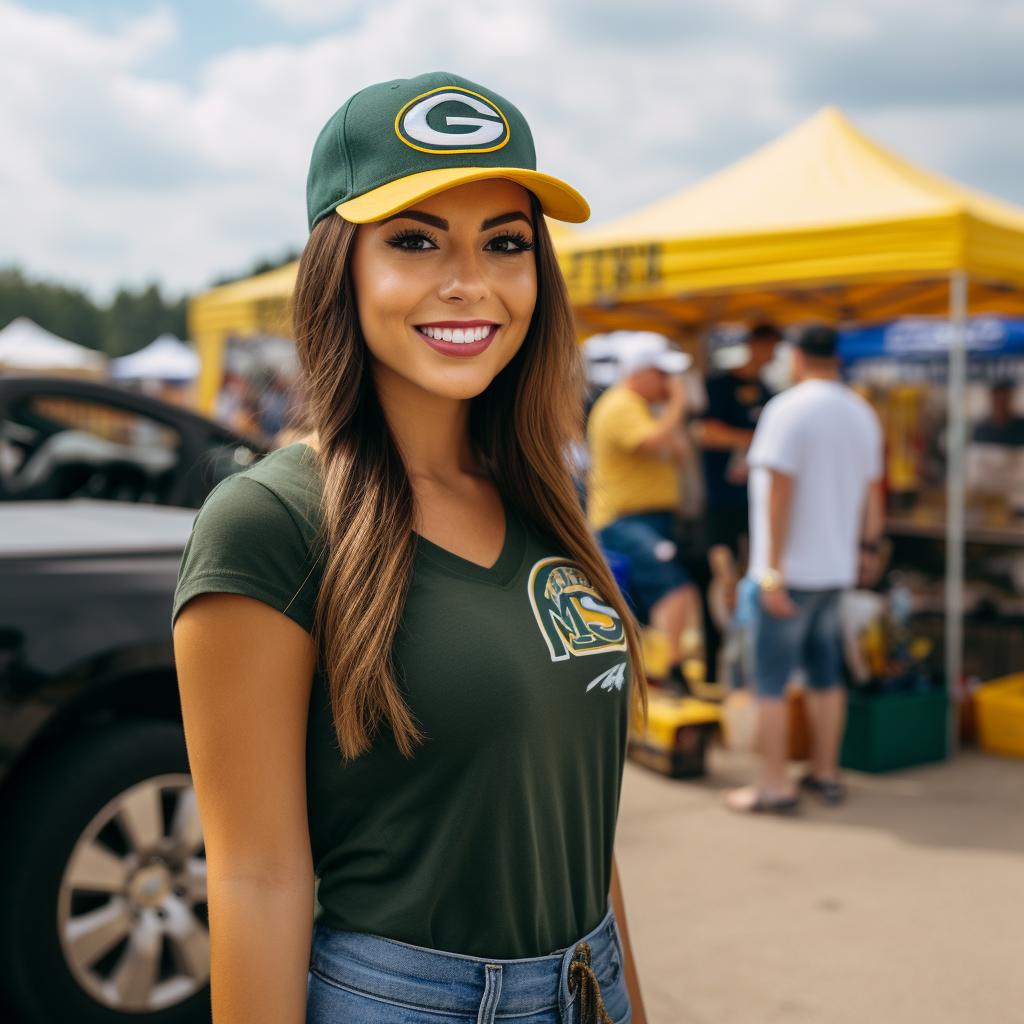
[725,325,884,813]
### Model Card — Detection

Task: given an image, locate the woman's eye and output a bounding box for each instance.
[485,233,534,254]
[386,232,439,251]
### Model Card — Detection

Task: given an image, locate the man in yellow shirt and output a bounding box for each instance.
[588,337,702,684]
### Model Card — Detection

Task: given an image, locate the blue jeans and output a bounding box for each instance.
[751,587,843,698]
[306,905,631,1024]
[599,512,690,622]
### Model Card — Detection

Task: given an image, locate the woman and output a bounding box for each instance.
[174,72,648,1024]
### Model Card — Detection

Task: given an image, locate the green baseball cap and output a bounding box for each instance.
[306,71,590,231]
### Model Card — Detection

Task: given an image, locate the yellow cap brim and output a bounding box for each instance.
[335,167,590,224]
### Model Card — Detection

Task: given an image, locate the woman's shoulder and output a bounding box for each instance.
[190,445,320,546]
[231,443,322,533]
[173,444,323,632]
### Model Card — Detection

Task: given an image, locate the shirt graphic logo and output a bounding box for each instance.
[586,662,627,693]
[528,558,628,662]
[395,87,510,154]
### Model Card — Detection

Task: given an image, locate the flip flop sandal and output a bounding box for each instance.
[801,774,846,804]
[725,787,801,814]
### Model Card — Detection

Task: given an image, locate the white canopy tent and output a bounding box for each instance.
[111,334,200,382]
[0,318,107,374]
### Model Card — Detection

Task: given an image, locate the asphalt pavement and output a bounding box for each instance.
[615,746,1024,1024]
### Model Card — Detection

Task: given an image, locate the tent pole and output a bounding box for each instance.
[945,270,968,757]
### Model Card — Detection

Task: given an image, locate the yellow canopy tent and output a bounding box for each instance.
[561,104,1024,742]
[189,262,299,414]
[559,105,1024,338]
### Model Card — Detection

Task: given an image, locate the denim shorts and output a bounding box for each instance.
[599,512,690,621]
[306,905,631,1024]
[751,587,843,698]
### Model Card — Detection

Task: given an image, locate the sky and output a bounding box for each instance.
[2,0,1024,299]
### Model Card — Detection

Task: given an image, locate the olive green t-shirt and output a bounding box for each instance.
[173,444,631,959]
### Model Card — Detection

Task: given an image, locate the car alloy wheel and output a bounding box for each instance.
[56,773,209,1013]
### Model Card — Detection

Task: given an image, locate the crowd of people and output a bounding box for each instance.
[585,323,885,813]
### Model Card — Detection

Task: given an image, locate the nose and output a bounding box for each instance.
[437,244,490,305]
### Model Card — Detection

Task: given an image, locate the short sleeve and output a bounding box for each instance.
[747,398,801,475]
[604,391,660,451]
[173,474,321,633]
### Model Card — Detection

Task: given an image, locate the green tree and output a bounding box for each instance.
[0,268,188,358]
[101,284,188,358]
[0,267,104,349]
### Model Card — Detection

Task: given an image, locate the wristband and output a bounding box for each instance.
[760,568,784,592]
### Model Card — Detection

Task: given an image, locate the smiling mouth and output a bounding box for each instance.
[415,323,495,344]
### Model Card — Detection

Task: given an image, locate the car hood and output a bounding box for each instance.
[0,499,197,559]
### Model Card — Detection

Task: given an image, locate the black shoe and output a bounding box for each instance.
[800,774,846,805]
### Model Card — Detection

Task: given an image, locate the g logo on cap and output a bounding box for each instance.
[395,87,510,154]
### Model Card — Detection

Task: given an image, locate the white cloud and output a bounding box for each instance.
[805,5,877,40]
[1,0,1023,300]
[255,0,366,27]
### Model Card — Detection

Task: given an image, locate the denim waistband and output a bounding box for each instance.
[309,905,624,1023]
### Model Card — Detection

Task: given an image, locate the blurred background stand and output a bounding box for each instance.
[553,105,1024,763]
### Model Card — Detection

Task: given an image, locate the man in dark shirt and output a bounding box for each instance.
[693,324,778,685]
[695,324,779,558]
[974,381,1024,446]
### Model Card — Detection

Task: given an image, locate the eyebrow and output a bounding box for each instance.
[481,211,532,230]
[379,211,448,230]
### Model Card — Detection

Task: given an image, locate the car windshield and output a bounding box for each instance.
[0,395,182,503]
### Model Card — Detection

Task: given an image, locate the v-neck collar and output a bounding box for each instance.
[415,501,527,588]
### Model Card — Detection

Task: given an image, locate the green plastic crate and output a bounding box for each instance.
[840,689,949,773]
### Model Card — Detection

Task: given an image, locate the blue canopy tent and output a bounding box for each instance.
[840,317,1024,368]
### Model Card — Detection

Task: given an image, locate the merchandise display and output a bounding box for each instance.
[840,318,1024,684]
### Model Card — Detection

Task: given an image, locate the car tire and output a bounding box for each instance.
[0,720,210,1024]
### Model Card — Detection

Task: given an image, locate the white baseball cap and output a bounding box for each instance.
[616,332,692,380]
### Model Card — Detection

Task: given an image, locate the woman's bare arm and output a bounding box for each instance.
[174,593,317,1024]
[610,856,647,1024]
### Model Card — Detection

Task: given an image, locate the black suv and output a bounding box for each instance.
[0,377,264,1024]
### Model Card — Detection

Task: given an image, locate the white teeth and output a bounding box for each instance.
[420,325,494,343]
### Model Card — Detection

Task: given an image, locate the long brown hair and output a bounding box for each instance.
[293,193,645,759]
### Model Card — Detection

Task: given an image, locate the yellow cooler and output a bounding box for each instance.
[974,674,1024,759]
[628,690,722,778]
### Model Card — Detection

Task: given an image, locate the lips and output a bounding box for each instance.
[414,320,500,357]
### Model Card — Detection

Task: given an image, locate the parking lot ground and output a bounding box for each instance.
[615,746,1024,1024]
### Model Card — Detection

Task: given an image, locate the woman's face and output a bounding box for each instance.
[350,179,537,401]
